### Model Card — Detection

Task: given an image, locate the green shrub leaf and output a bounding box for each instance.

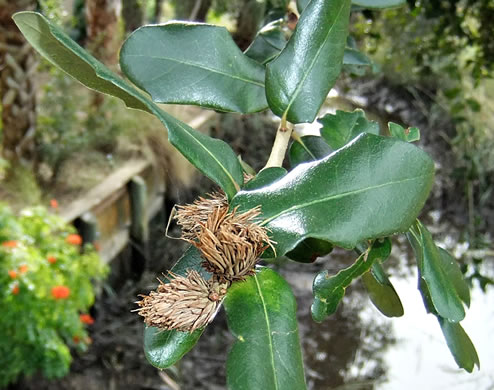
[407,221,466,322]
[388,122,420,142]
[243,167,287,191]
[266,0,352,123]
[232,133,434,257]
[289,135,333,167]
[143,246,209,369]
[120,23,267,113]
[361,261,404,317]
[438,318,480,373]
[286,237,333,263]
[312,239,391,321]
[319,109,380,150]
[352,0,406,8]
[225,267,307,390]
[244,20,287,65]
[13,12,244,199]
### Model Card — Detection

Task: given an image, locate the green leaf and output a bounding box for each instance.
[13,12,244,199]
[352,0,406,8]
[244,20,287,65]
[388,122,420,142]
[265,0,352,123]
[232,133,434,257]
[343,47,372,66]
[312,239,391,321]
[319,109,380,149]
[438,318,480,373]
[120,22,267,114]
[143,246,209,369]
[296,0,310,13]
[224,267,307,390]
[238,155,257,176]
[243,167,287,191]
[285,237,333,263]
[144,326,203,370]
[438,247,470,307]
[361,261,404,317]
[407,221,466,322]
[289,135,332,168]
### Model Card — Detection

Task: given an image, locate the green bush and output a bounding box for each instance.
[0,204,107,387]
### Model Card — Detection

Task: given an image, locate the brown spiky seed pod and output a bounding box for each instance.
[174,191,228,240]
[192,205,272,283]
[136,270,227,332]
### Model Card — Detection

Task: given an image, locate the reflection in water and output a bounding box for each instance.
[280,250,395,390]
[280,233,494,390]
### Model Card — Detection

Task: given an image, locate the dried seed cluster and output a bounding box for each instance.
[137,270,228,332]
[137,192,271,332]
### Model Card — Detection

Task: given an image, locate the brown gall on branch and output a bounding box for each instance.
[136,270,228,332]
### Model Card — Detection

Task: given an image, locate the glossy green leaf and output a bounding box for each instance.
[343,47,372,66]
[225,267,307,390]
[312,239,391,321]
[289,135,332,167]
[438,247,470,307]
[319,109,380,150]
[13,12,244,199]
[143,246,209,369]
[438,318,480,373]
[388,122,420,143]
[243,167,287,191]
[232,133,434,257]
[244,20,286,65]
[285,237,333,263]
[238,155,257,176]
[120,22,267,113]
[296,0,310,13]
[266,0,352,123]
[352,0,406,8]
[362,261,404,317]
[407,221,465,322]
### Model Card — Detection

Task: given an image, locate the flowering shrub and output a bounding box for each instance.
[0,203,107,386]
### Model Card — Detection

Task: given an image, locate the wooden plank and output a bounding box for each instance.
[59,159,149,222]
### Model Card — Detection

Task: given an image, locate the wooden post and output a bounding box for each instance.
[129,175,149,277]
[77,211,99,250]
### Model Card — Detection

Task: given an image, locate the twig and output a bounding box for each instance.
[264,117,293,168]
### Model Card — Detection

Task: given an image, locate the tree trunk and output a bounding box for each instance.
[0,0,38,164]
[122,0,144,34]
[233,0,266,51]
[172,0,212,22]
[85,0,122,67]
[152,0,164,23]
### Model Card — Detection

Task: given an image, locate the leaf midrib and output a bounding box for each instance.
[125,54,265,88]
[254,273,279,390]
[283,0,348,117]
[260,174,428,226]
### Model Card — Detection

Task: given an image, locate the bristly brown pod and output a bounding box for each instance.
[174,191,228,240]
[136,270,228,332]
[192,204,272,283]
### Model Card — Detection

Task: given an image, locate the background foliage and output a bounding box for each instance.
[0,204,107,386]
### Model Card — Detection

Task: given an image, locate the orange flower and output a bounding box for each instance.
[8,270,17,279]
[47,256,57,264]
[2,240,18,248]
[66,234,82,245]
[19,264,28,274]
[51,285,70,299]
[73,335,80,344]
[80,314,95,325]
[12,285,19,295]
[50,199,59,209]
